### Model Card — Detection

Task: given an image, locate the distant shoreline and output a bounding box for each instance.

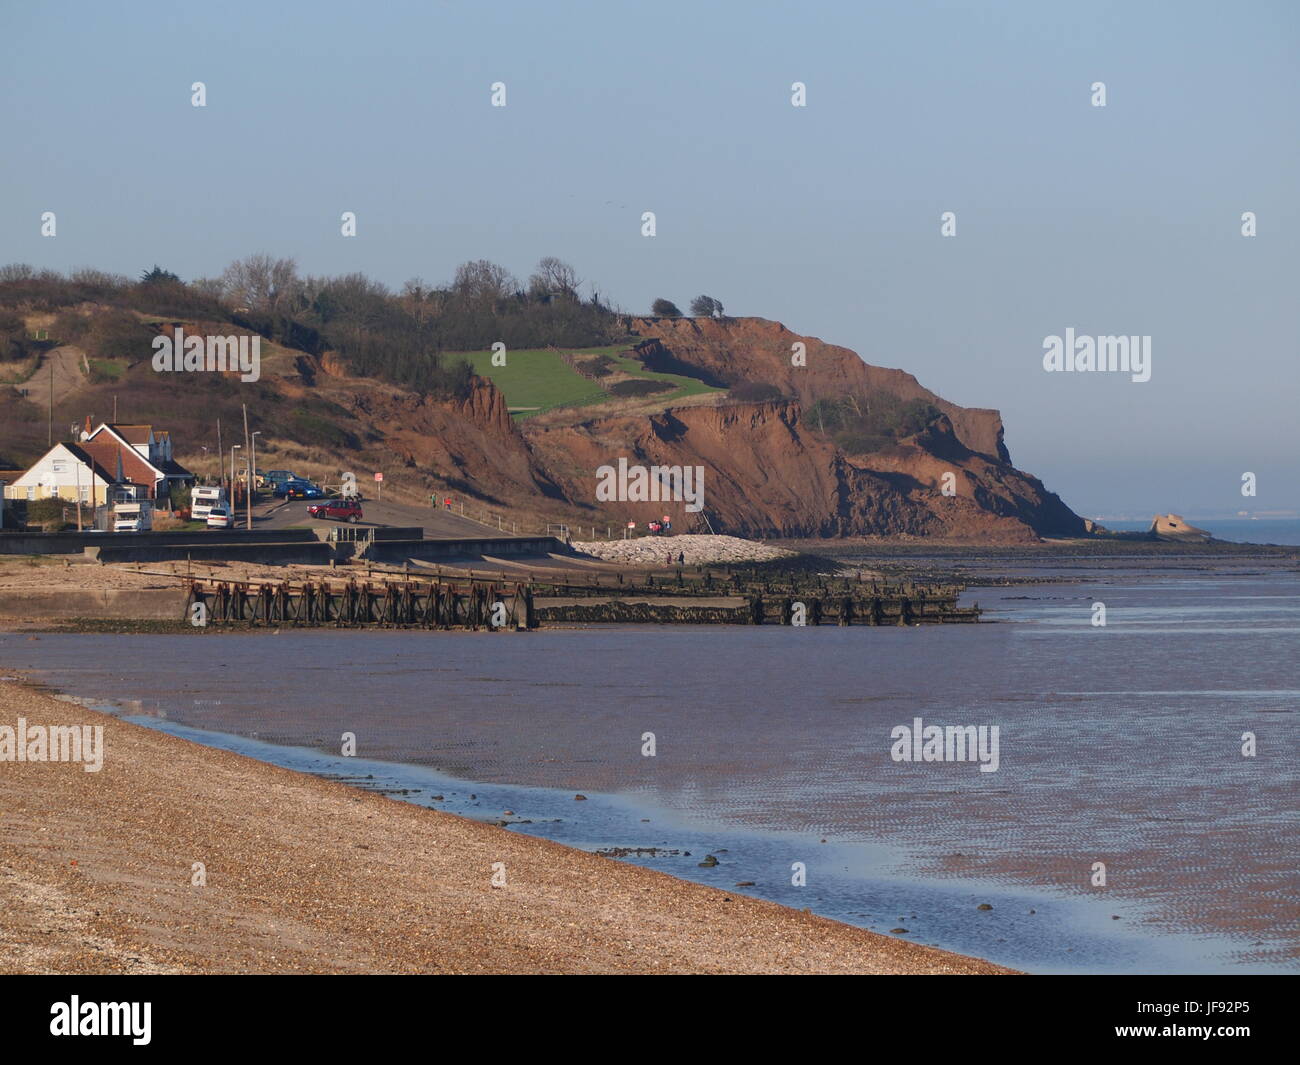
[776,537,1298,558]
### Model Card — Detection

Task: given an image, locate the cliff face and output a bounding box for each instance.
[337,316,1083,541]
[848,415,1085,538]
[526,396,1080,540]
[337,376,565,505]
[629,317,1011,463]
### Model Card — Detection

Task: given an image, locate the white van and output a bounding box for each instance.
[191,486,228,521]
[206,504,233,529]
[112,501,153,533]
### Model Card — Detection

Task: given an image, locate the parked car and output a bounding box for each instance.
[308,499,363,523]
[265,469,299,490]
[274,479,323,499]
[206,504,233,529]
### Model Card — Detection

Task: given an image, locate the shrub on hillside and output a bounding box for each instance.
[728,382,785,403]
[125,279,230,322]
[608,378,673,397]
[806,394,943,454]
[82,310,156,363]
[0,266,130,311]
[690,295,725,318]
[651,299,682,318]
[140,266,181,285]
[51,308,89,344]
[290,407,360,451]
[0,309,32,361]
[574,354,614,377]
[87,358,126,383]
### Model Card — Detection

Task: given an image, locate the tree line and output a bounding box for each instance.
[0,259,741,396]
[0,257,629,398]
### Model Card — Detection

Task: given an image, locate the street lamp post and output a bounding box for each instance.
[230,445,241,512]
[248,431,260,530]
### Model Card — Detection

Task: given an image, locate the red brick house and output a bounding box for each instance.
[77,422,194,504]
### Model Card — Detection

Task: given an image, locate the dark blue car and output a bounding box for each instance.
[275,479,323,500]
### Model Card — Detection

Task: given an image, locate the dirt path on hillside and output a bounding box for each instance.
[19,346,88,410]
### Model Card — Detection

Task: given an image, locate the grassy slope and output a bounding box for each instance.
[458,348,608,415]
[456,345,722,419]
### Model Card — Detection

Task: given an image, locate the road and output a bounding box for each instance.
[218,495,659,575]
[248,495,520,539]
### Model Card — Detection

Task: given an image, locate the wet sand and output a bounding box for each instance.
[0,675,1010,975]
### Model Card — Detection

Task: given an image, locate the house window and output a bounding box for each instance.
[52,461,65,473]
[26,487,35,500]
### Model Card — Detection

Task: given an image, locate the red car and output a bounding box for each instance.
[308,499,363,523]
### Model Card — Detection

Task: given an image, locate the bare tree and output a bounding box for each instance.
[222,254,300,312]
[529,256,581,299]
[401,277,439,324]
[452,259,516,303]
[190,277,227,300]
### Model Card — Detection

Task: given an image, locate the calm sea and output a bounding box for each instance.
[3,557,1296,974]
[1099,517,1300,546]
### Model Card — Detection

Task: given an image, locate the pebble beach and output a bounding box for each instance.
[570,533,796,567]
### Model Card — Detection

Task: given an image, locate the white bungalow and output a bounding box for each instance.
[1,442,118,507]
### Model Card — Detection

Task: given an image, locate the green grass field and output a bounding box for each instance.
[455,345,722,418]
[87,357,126,383]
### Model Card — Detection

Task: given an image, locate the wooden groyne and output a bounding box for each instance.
[536,592,978,626]
[179,568,978,629]
[526,569,977,624]
[184,574,535,630]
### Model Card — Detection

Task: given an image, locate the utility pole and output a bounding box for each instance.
[242,403,251,530]
[47,358,53,446]
[216,418,223,491]
[250,430,260,530]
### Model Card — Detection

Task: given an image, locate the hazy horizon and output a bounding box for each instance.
[2,0,1296,517]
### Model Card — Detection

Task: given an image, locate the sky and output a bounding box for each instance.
[1,0,1296,517]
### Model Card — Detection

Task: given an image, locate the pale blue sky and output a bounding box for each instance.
[2,0,1296,516]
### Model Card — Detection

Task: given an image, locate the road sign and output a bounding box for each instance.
[374,472,383,482]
